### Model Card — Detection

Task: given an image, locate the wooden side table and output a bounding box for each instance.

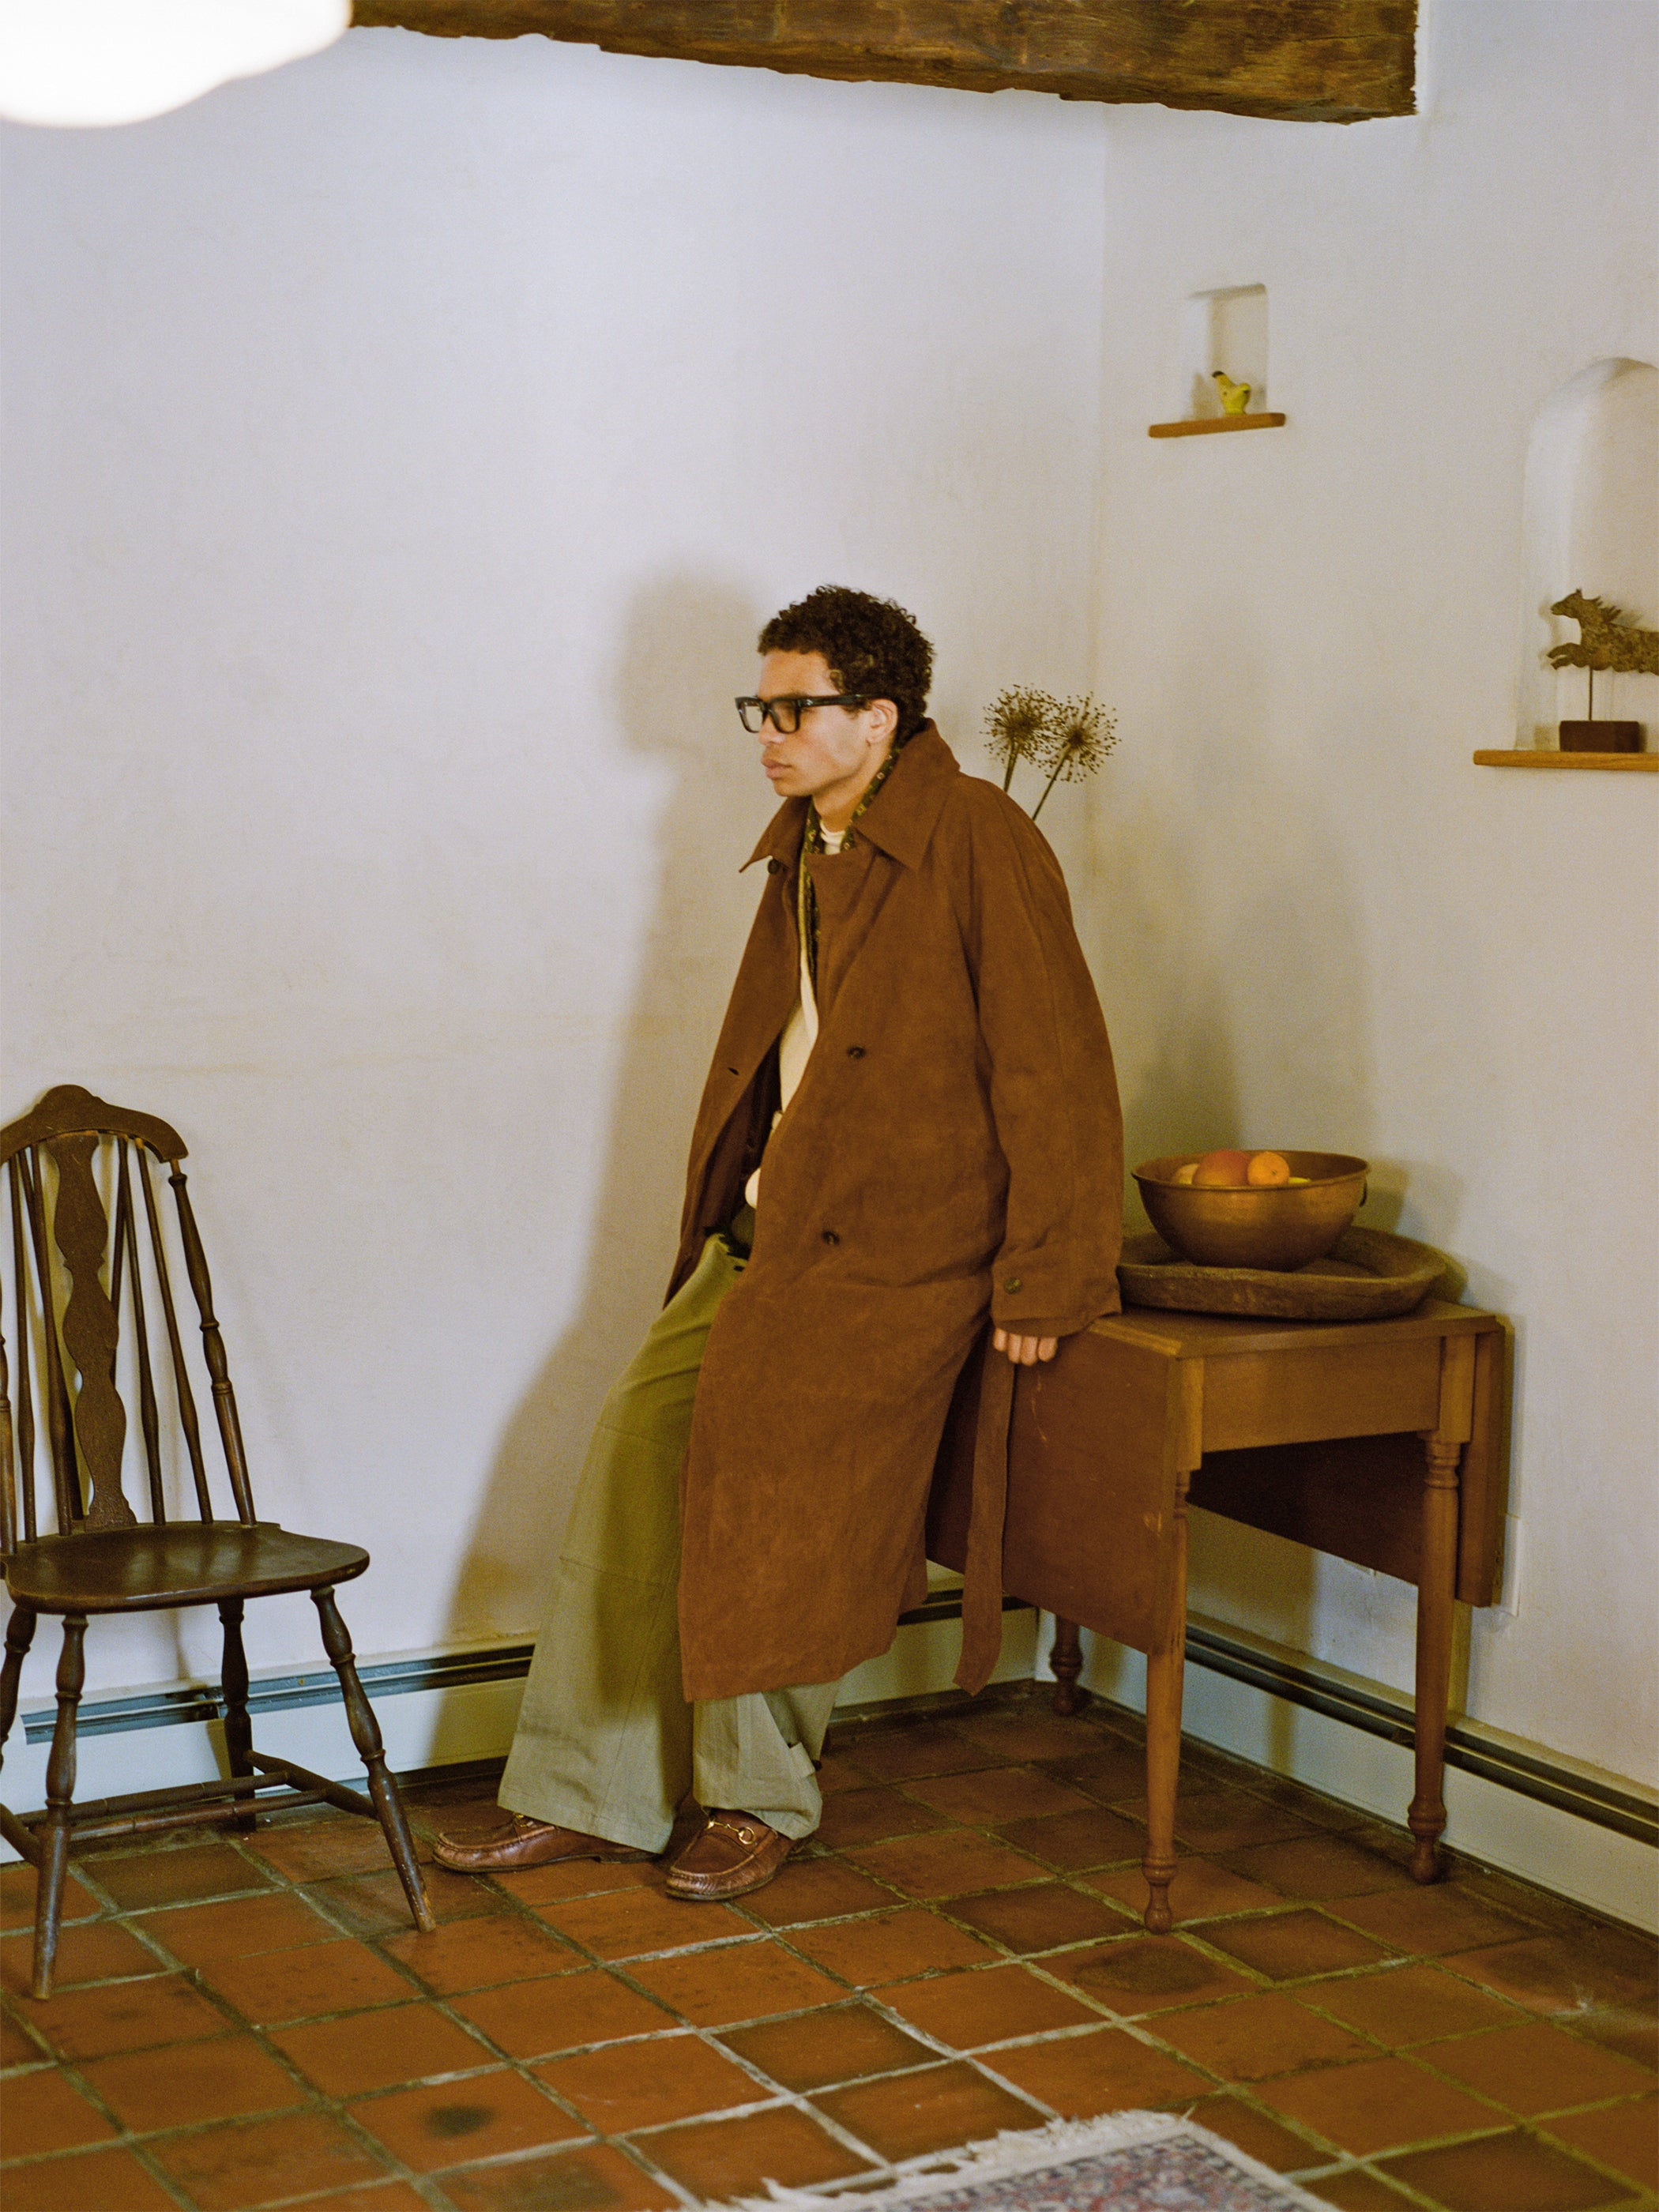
[998,1300,1508,1934]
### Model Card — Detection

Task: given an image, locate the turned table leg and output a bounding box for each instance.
[1049,1618,1086,1715]
[1409,1431,1462,1883]
[1142,1464,1191,1934]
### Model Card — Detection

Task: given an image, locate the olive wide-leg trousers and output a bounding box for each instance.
[498,1226,843,1853]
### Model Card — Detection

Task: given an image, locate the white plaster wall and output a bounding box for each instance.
[0,33,1108,1701]
[1089,0,1657,1784]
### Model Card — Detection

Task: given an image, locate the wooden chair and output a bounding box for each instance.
[0,1085,434,1996]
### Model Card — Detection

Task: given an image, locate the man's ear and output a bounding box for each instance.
[867,697,900,746]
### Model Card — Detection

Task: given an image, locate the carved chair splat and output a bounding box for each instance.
[0,1085,434,1997]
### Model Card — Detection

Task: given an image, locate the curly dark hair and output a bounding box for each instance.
[758,585,934,739]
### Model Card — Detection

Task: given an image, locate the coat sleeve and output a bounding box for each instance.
[961,790,1123,1338]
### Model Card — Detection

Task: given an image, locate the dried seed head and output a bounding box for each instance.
[983,686,1055,775]
[1040,694,1119,782]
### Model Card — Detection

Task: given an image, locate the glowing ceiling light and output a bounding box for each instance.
[0,0,350,128]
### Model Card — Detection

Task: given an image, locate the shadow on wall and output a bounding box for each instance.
[439,574,765,1651]
[1089,634,1391,1738]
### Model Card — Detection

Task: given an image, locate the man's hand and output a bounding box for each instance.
[993,1327,1058,1367]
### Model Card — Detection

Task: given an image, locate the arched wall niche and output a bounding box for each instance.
[1516,358,1658,749]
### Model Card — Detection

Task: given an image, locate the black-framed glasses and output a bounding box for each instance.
[735,694,868,735]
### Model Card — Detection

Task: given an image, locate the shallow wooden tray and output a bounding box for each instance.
[1118,1224,1450,1321]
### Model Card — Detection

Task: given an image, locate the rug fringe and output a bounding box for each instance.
[708,2110,1334,2211]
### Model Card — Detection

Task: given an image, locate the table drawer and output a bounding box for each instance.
[1200,1337,1443,1454]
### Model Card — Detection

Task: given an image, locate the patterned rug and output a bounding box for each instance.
[721,2114,1337,2212]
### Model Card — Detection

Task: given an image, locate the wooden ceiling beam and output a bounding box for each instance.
[350,2,1417,124]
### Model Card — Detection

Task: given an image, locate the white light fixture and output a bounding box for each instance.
[0,0,350,128]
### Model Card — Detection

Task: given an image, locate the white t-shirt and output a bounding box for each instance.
[746,822,845,1206]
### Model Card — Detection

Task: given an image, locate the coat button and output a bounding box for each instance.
[1004,1276,1022,1292]
[846,1044,865,1059]
[767,858,782,875]
[822,1229,840,1246]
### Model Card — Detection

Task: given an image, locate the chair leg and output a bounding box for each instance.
[33,1615,86,2001]
[1,1604,38,1758]
[310,1587,434,1933]
[217,1600,257,1833]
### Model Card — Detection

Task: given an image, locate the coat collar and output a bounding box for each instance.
[742,723,960,873]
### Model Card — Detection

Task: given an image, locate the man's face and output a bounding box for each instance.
[750,649,896,821]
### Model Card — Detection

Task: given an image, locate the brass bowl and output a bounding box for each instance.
[1133,1153,1369,1272]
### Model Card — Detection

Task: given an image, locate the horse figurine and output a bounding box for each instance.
[1548,591,1659,677]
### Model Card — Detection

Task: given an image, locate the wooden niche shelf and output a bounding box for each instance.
[1149,413,1287,438]
[1473,750,1657,772]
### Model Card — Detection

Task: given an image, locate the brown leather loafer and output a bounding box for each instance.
[664,1810,793,1900]
[431,1814,653,1874]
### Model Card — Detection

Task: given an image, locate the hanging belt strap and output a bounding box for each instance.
[954,1346,1015,1694]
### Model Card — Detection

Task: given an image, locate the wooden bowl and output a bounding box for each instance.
[1133,1153,1369,1271]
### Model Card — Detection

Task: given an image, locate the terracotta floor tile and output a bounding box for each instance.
[1331,1883,1542,1958]
[785,1905,999,1986]
[18,1970,231,2058]
[642,2103,871,2195]
[721,2000,939,2089]
[0,1920,161,1995]
[307,1864,497,1939]
[1053,1934,1258,2014]
[198,1935,419,2025]
[904,1766,1096,1826]
[1161,1789,1322,1853]
[1201,1908,1396,1982]
[451,1969,676,2059]
[1085,1857,1282,1923]
[995,1808,1150,1872]
[1309,2167,1426,2208]
[1184,2094,1331,2172]
[536,1887,751,1961]
[813,1752,871,1795]
[1543,2096,1659,2191]
[381,1913,581,1993]
[1153,1990,1378,2080]
[491,1859,661,1907]
[1254,2052,1506,2157]
[1379,2127,1634,2211]
[2,2009,45,2064]
[627,1936,847,2026]
[880,1962,1102,2048]
[80,2033,306,2131]
[0,1867,99,1932]
[0,2064,119,2156]
[1220,1834,1420,1902]
[847,1830,1046,1899]
[145,2109,390,2210]
[301,2188,431,2212]
[1572,2007,1659,2071]
[437,2140,677,2212]
[137,1890,338,1966]
[941,1883,1125,1955]
[248,1816,425,1883]
[814,1788,954,1849]
[1425,2019,1653,2118]
[735,1857,897,1928]
[957,1708,1103,1765]
[1446,1933,1659,2019]
[1236,1774,1361,1832]
[271,2000,492,2095]
[1302,1962,1527,2048]
[1037,1745,1151,1805]
[535,2028,762,2133]
[349,2069,589,2172]
[985,2025,1210,2116]
[80,1843,272,1911]
[832,1724,995,1782]
[812,2056,1042,2159]
[0,2143,178,2210]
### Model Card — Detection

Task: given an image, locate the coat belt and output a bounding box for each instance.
[954,1348,1016,1695]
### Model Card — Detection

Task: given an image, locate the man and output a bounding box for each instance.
[436,586,1121,1901]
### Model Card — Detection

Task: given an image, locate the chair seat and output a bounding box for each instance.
[3,1523,370,1614]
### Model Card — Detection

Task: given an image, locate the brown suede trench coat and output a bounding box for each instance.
[669,724,1123,1703]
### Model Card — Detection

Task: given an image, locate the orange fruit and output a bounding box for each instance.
[1192,1148,1252,1187]
[1246,1151,1291,1187]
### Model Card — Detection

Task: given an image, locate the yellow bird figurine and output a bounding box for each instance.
[1212,371,1251,415]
